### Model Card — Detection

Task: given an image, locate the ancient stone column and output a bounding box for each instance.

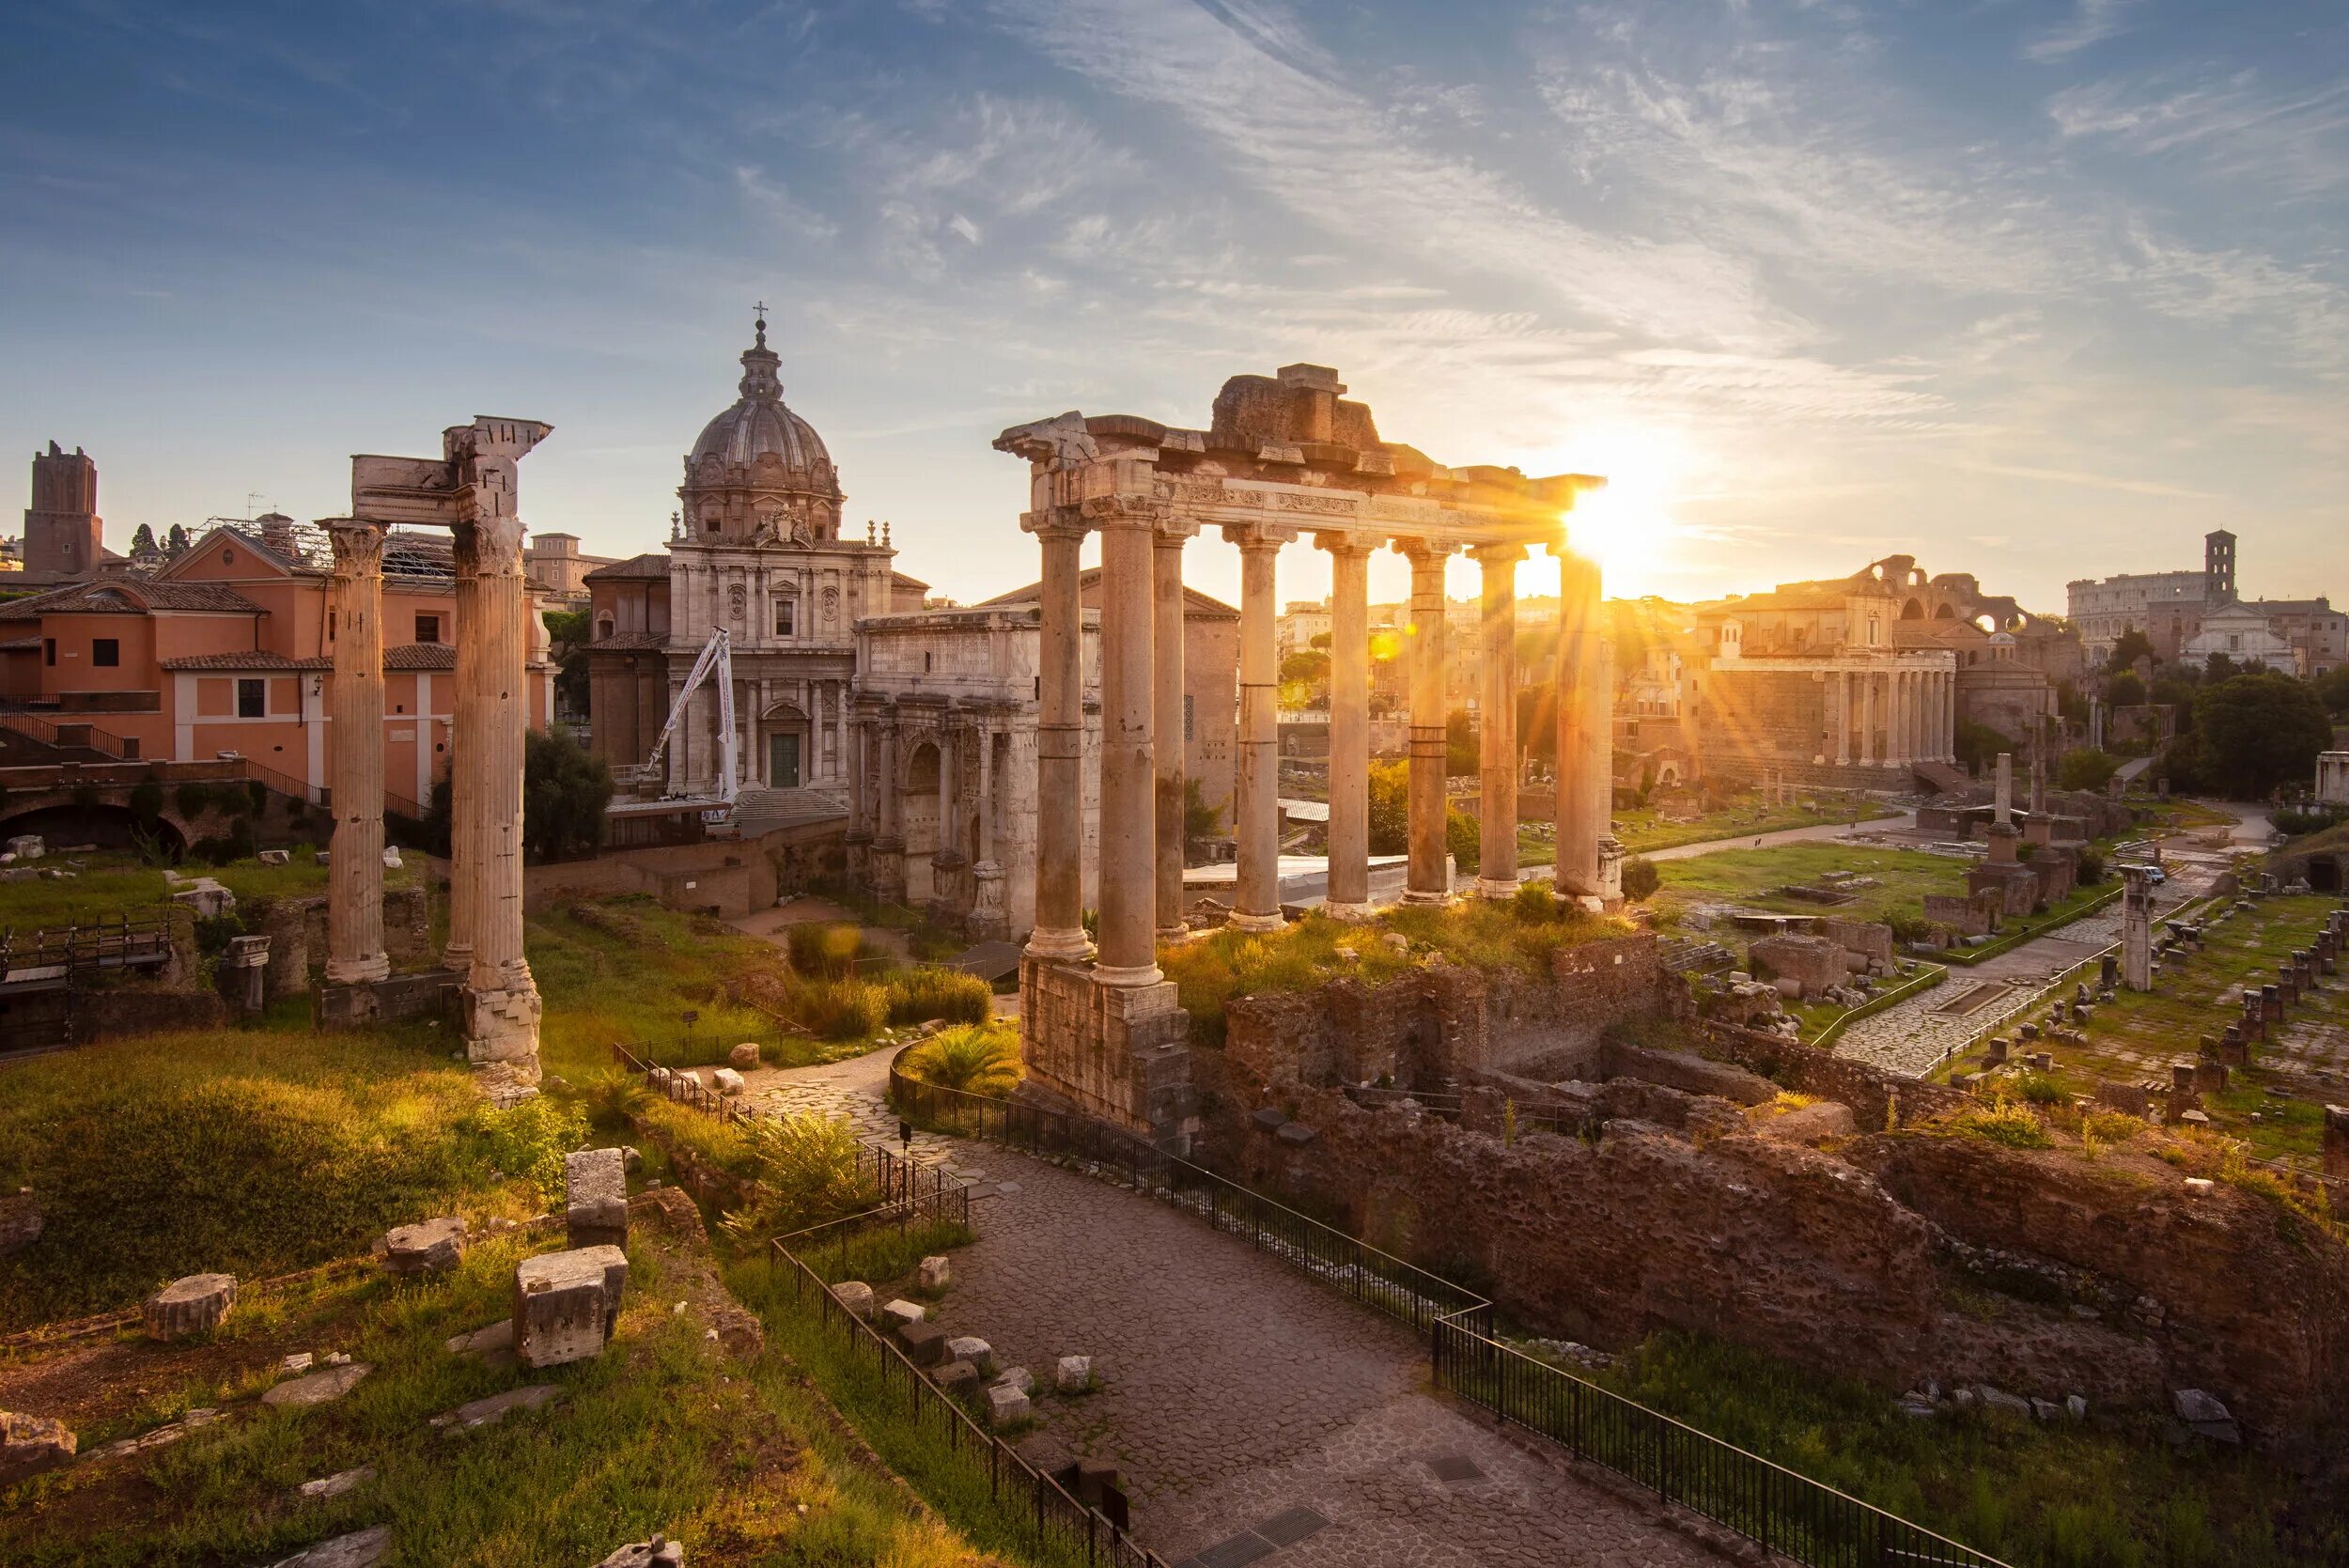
[2122,864,2155,990]
[1401,539,1454,904]
[1833,669,1851,766]
[325,520,390,985]
[1859,669,1877,767]
[1096,502,1161,984]
[1320,534,1375,919]
[1890,671,1910,767]
[1472,544,1524,898]
[875,715,904,904]
[1588,631,1618,900]
[1226,523,1288,933]
[1994,752,2013,827]
[1153,521,1193,939]
[443,529,478,974]
[1024,518,1090,960]
[1553,551,1602,898]
[455,509,540,1083]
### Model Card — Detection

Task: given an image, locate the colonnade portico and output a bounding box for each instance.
[324,416,552,1101]
[994,365,1605,1142]
[1817,657,1959,768]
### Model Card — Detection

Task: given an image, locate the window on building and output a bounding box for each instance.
[92,638,118,667]
[327,608,336,641]
[236,678,266,718]
[41,639,55,667]
[414,614,442,644]
[121,737,140,760]
[774,598,795,637]
[924,651,933,672]
[1185,694,1194,742]
[596,613,614,642]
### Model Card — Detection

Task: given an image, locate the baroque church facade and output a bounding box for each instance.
[641,314,926,800]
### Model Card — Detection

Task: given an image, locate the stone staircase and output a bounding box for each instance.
[728,786,849,835]
[1657,937,1736,975]
[1911,760,1972,796]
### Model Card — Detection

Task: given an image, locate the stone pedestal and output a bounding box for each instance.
[969,861,1008,942]
[2121,865,2154,991]
[1019,955,1194,1147]
[514,1245,629,1369]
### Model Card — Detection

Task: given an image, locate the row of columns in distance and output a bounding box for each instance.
[1828,664,1957,768]
[1025,508,1609,986]
[322,518,536,1013]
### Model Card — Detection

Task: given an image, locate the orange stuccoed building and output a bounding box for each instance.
[0,516,554,805]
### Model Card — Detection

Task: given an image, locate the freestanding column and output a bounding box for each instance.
[1096,505,1161,984]
[443,534,477,974]
[1226,523,1288,932]
[1319,534,1375,919]
[1474,543,1525,897]
[1153,522,1192,939]
[1859,670,1877,767]
[325,520,390,985]
[1552,551,1603,897]
[1401,539,1454,903]
[455,502,540,1081]
[1025,519,1090,960]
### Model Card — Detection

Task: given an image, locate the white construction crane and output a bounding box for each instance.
[644,627,738,815]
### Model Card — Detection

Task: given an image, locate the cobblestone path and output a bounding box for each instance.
[941,1154,1719,1568]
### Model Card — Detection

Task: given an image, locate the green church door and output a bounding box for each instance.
[769,732,801,789]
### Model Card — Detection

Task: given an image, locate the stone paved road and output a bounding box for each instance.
[938,1154,1719,1568]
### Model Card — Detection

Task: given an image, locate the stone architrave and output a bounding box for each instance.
[1319,535,1377,919]
[1226,521,1291,933]
[1399,538,1455,903]
[325,520,391,986]
[1473,543,1524,897]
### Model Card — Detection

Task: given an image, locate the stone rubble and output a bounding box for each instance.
[295,1466,376,1500]
[267,1525,391,1568]
[381,1216,467,1276]
[261,1362,373,1408]
[1,1410,76,1485]
[430,1384,566,1435]
[143,1273,236,1340]
[514,1245,629,1369]
[597,1536,685,1568]
[1055,1354,1093,1393]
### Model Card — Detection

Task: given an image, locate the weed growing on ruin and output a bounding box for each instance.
[464,1094,590,1205]
[1952,1101,2055,1150]
[716,1112,876,1247]
[2009,1070,2069,1107]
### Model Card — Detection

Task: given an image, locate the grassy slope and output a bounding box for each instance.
[0,1225,986,1568]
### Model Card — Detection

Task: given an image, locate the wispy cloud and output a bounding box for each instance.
[2050,70,2349,198]
[2023,0,2136,64]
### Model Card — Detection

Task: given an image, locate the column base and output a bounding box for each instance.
[1025,926,1094,963]
[1094,962,1166,988]
[1476,877,1523,900]
[440,942,474,975]
[324,953,391,985]
[462,978,542,1075]
[1399,889,1450,906]
[1321,900,1377,923]
[1156,922,1191,941]
[1228,910,1284,933]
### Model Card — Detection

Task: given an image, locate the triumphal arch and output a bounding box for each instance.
[996,365,1611,1145]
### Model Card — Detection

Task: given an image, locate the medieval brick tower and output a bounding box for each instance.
[2204,528,2237,606]
[23,442,102,582]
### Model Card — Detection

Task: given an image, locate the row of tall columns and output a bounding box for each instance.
[1827,665,1956,768]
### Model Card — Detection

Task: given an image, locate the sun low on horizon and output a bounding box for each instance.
[1522,420,1691,603]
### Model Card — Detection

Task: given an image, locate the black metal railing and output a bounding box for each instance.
[612,1040,756,1126]
[889,1062,2010,1568]
[767,1201,1159,1568]
[0,914,174,975]
[0,709,131,759]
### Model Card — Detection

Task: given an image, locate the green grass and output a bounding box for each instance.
[1161,898,1635,1046]
[1612,795,1899,854]
[1581,1329,2333,1568]
[0,1228,984,1567]
[1652,843,1968,925]
[0,850,414,934]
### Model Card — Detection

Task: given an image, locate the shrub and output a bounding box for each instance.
[128,775,164,825]
[794,976,889,1041]
[1621,856,1660,902]
[247,778,269,816]
[2009,1070,2068,1106]
[464,1094,590,1205]
[1511,881,1560,922]
[902,1022,1021,1097]
[579,1067,651,1126]
[787,921,873,978]
[1952,1102,2053,1149]
[2076,845,2107,885]
[2082,1109,2143,1144]
[884,966,991,1027]
[716,1112,875,1247]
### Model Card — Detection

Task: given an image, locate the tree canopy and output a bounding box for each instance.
[2190,673,2333,799]
[2105,629,2155,673]
[2106,671,2147,706]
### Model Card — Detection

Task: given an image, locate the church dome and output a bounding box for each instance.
[686,314,841,497]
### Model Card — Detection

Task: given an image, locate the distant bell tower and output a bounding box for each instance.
[2203,528,2236,606]
[24,442,102,581]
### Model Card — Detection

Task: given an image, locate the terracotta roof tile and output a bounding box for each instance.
[0,580,262,618]
[385,643,456,670]
[583,551,671,582]
[158,650,333,671]
[591,631,667,651]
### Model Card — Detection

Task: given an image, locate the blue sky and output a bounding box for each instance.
[3,0,2343,613]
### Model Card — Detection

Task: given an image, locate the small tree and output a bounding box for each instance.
[2107,671,2147,706]
[2105,629,2155,674]
[1181,777,1223,849]
[522,727,614,862]
[1445,709,1478,777]
[2058,749,2121,793]
[2192,673,2333,799]
[1621,855,1661,901]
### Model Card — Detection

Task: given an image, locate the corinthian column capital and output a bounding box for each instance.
[325,519,385,575]
[459,514,528,576]
[1221,520,1297,553]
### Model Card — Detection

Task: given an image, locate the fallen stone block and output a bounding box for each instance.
[144,1273,236,1340]
[934,1359,980,1395]
[382,1216,467,1276]
[945,1335,994,1374]
[565,1147,629,1250]
[514,1245,629,1369]
[1274,1122,1316,1148]
[1055,1355,1093,1393]
[262,1362,372,1408]
[597,1537,685,1568]
[258,848,291,865]
[430,1384,566,1434]
[728,1041,762,1068]
[832,1281,876,1320]
[986,1383,1032,1427]
[1976,1386,2031,1419]
[879,1297,924,1330]
[2171,1388,2241,1444]
[899,1322,949,1367]
[711,1068,745,1096]
[295,1465,375,1500]
[1,1410,76,1486]
[917,1254,951,1291]
[282,1352,314,1374]
[994,1366,1035,1397]
[268,1525,391,1568]
[85,1407,222,1461]
[443,1319,516,1362]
